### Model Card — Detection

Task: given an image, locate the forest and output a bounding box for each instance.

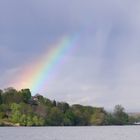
[0,87,138,126]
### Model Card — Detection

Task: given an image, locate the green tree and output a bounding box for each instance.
[113,105,129,125]
[0,90,3,104]
[19,89,31,103]
[26,115,34,126]
[71,105,94,125]
[57,102,69,113]
[105,113,115,125]
[31,115,44,126]
[0,104,10,118]
[32,116,39,125]
[2,87,22,104]
[10,103,21,123]
[64,110,76,126]
[20,114,27,126]
[19,102,33,115]
[52,100,56,107]
[46,107,64,126]
[90,109,106,125]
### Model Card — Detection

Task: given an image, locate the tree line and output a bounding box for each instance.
[0,87,137,126]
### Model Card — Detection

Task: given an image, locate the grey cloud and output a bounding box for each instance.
[0,0,140,111]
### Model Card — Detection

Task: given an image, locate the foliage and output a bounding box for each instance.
[90,108,106,125]
[0,90,2,104]
[113,105,129,125]
[0,88,133,126]
[19,89,31,103]
[2,87,22,104]
[46,107,64,126]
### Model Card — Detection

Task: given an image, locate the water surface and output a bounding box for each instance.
[0,126,139,140]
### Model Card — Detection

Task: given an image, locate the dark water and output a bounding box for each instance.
[0,126,139,140]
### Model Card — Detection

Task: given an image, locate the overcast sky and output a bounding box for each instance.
[0,0,140,112]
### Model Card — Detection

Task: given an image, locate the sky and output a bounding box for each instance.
[0,0,140,112]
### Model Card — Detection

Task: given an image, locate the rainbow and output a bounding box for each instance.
[15,34,79,94]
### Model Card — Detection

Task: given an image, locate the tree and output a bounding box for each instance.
[0,90,3,104]
[105,113,115,125]
[26,115,34,126]
[2,87,22,104]
[64,110,76,126]
[90,109,106,125]
[52,100,56,107]
[20,114,27,126]
[113,105,129,125]
[0,104,10,118]
[57,102,69,113]
[46,107,64,126]
[71,105,90,125]
[19,89,31,103]
[34,104,47,117]
[19,102,32,115]
[10,103,21,123]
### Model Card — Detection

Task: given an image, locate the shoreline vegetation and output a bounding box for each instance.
[0,87,139,126]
